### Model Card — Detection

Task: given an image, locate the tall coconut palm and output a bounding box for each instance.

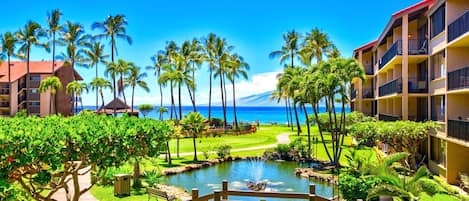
[60,21,89,74]
[38,76,63,115]
[269,30,301,130]
[66,81,88,114]
[84,42,108,110]
[46,9,63,72]
[125,66,149,113]
[159,63,177,120]
[105,62,119,113]
[187,38,205,112]
[89,77,112,109]
[302,28,333,64]
[147,52,166,119]
[0,32,17,116]
[181,112,207,161]
[203,33,217,122]
[115,59,132,105]
[92,14,132,116]
[16,21,49,115]
[163,41,179,118]
[212,37,233,129]
[277,66,303,135]
[226,54,249,130]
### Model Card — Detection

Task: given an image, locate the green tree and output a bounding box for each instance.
[147,52,167,119]
[84,42,108,110]
[59,21,89,75]
[276,66,304,135]
[125,66,149,113]
[226,54,249,130]
[184,38,205,112]
[46,9,63,72]
[158,106,168,121]
[16,21,49,115]
[38,76,63,115]
[89,77,112,109]
[92,14,132,116]
[66,81,88,114]
[300,27,333,64]
[138,104,154,117]
[0,32,17,116]
[114,59,132,105]
[203,33,218,122]
[159,63,177,120]
[181,112,207,161]
[212,36,233,128]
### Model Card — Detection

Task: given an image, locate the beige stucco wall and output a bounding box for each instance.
[408,97,418,118]
[447,94,469,120]
[430,32,446,54]
[10,81,18,115]
[394,64,402,79]
[429,79,446,94]
[447,47,469,72]
[39,74,51,117]
[393,27,403,43]
[446,141,469,184]
[447,0,469,25]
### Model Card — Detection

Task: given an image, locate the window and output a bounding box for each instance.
[30,75,41,81]
[431,95,445,122]
[28,102,40,106]
[430,136,446,167]
[431,51,445,80]
[431,4,445,38]
[30,89,39,94]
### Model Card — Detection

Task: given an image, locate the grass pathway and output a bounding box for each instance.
[172,132,290,157]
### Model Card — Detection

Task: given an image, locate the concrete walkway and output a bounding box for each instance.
[174,133,291,157]
[51,166,97,201]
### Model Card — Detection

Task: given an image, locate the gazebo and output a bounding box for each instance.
[96,98,139,116]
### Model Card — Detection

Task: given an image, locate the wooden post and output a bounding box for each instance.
[192,188,199,201]
[222,180,228,200]
[309,194,316,201]
[214,190,221,201]
[309,184,315,194]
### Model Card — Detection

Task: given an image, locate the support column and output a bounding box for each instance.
[402,14,409,120]
[358,50,364,111]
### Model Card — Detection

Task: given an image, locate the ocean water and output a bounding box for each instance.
[83,105,350,124]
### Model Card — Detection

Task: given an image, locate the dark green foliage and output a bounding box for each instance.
[215,144,232,158]
[144,170,163,188]
[338,174,381,201]
[289,137,308,158]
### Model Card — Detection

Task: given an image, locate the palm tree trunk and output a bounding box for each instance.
[232,79,238,130]
[177,137,180,158]
[166,141,172,165]
[178,83,182,120]
[293,101,302,135]
[52,33,56,72]
[312,102,333,162]
[26,45,30,115]
[170,82,175,120]
[284,98,290,127]
[120,74,127,105]
[219,67,226,129]
[287,98,294,131]
[192,135,198,161]
[191,63,197,112]
[131,85,135,113]
[208,67,212,122]
[158,69,163,119]
[223,73,228,126]
[95,63,99,110]
[8,56,11,116]
[303,105,311,160]
[111,37,116,116]
[187,85,196,112]
[100,90,105,109]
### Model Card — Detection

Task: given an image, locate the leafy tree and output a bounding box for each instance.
[59,21,89,75]
[66,81,88,114]
[84,42,108,109]
[276,66,304,135]
[16,21,49,115]
[203,33,217,121]
[147,52,167,119]
[125,66,149,113]
[226,54,249,130]
[92,14,132,116]
[0,113,169,201]
[138,104,154,117]
[46,9,63,72]
[114,59,133,105]
[89,77,112,109]
[0,32,18,116]
[158,107,168,121]
[39,76,63,115]
[181,112,207,161]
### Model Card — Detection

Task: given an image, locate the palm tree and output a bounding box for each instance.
[89,77,112,109]
[46,9,63,72]
[16,21,49,115]
[187,38,205,112]
[60,21,89,74]
[212,37,234,129]
[147,52,167,119]
[66,81,88,114]
[125,66,149,113]
[138,104,153,117]
[277,67,303,135]
[159,63,177,120]
[84,42,108,110]
[181,112,207,161]
[203,33,217,122]
[38,76,63,115]
[301,28,333,64]
[158,106,168,120]
[115,59,132,105]
[105,62,119,112]
[0,32,17,116]
[269,30,301,130]
[92,14,132,116]
[226,54,249,130]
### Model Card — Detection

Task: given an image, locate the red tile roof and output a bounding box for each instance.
[0,61,68,82]
[354,40,378,53]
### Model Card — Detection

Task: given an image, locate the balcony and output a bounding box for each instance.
[408,77,428,93]
[18,82,26,91]
[364,63,374,75]
[28,93,40,100]
[29,106,40,114]
[29,80,40,88]
[448,119,469,141]
[363,88,374,98]
[448,66,469,91]
[448,11,469,43]
[379,78,402,97]
[351,89,357,100]
[0,88,9,95]
[379,113,401,121]
[378,39,428,70]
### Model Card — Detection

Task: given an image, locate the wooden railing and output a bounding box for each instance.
[190,180,334,201]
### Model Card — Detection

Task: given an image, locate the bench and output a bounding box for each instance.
[147,187,176,201]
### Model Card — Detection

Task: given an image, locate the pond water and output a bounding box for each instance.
[163,160,334,201]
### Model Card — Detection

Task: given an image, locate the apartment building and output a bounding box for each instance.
[0,61,82,117]
[351,0,469,184]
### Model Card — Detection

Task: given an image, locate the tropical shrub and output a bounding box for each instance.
[309,111,374,131]
[99,166,132,186]
[215,144,232,158]
[0,112,169,201]
[144,170,163,188]
[338,174,381,201]
[289,137,308,159]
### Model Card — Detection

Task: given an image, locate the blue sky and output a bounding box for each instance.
[0,0,422,106]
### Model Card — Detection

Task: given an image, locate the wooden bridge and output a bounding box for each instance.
[189,180,335,201]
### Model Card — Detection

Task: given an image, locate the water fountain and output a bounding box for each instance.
[245,158,268,191]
